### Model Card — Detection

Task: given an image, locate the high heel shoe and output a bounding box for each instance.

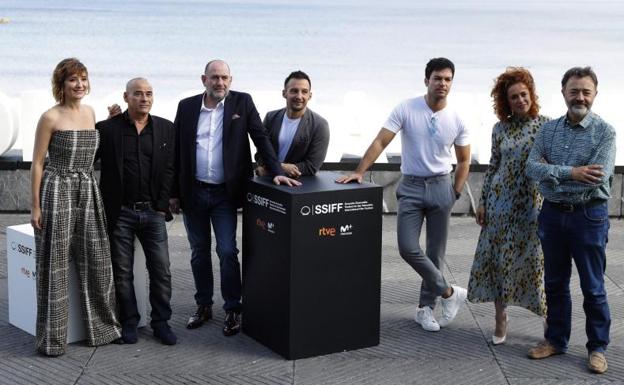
[492,314,509,345]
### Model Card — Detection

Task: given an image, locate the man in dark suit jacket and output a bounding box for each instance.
[255,70,329,177]
[96,78,177,345]
[170,60,299,336]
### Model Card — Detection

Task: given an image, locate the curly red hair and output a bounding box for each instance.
[491,67,540,122]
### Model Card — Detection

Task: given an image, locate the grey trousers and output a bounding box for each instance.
[396,174,456,308]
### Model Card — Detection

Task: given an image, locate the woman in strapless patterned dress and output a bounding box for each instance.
[30,58,121,356]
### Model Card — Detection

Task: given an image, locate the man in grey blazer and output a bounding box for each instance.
[255,71,329,177]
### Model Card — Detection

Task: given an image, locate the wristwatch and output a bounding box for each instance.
[454,191,461,200]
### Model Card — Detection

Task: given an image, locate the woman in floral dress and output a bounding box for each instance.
[468,67,548,345]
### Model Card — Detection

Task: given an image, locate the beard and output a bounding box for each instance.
[209,89,229,102]
[569,103,589,116]
[289,102,305,112]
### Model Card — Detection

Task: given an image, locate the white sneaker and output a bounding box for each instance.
[438,285,467,327]
[414,306,440,332]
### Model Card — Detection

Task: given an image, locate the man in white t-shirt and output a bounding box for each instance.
[255,71,330,177]
[337,58,471,332]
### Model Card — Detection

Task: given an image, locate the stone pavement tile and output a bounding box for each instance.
[0,335,93,385]
[347,303,490,360]
[606,290,624,320]
[509,379,620,385]
[294,357,506,385]
[0,323,36,357]
[169,267,195,291]
[606,264,624,289]
[470,311,545,343]
[471,313,620,353]
[471,309,623,355]
[0,322,98,359]
[76,372,293,385]
[380,278,420,304]
[0,357,83,385]
[86,334,291,378]
[494,343,624,383]
[380,252,411,268]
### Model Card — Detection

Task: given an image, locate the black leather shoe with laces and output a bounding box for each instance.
[222,311,241,336]
[187,305,212,329]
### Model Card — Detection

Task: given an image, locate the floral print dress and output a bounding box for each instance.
[467,115,548,316]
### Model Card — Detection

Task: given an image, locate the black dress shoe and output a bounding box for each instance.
[223,311,241,337]
[153,323,177,345]
[187,305,213,329]
[112,337,125,345]
[121,323,138,344]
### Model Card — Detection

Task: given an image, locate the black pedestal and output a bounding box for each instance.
[242,172,382,360]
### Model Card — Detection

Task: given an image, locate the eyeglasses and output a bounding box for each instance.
[428,114,440,136]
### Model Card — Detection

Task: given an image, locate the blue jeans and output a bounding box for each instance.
[183,183,241,312]
[110,206,172,328]
[538,201,611,353]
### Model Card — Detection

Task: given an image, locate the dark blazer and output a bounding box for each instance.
[95,112,175,233]
[172,91,282,209]
[255,108,330,176]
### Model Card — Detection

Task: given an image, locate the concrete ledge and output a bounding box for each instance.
[2,160,623,216]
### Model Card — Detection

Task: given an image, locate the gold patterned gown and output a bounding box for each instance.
[467,115,548,316]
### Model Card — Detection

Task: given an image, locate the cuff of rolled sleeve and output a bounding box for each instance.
[558,165,574,181]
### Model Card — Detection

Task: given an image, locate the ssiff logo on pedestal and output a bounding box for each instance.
[247,192,287,215]
[300,201,374,216]
[300,203,343,216]
[12,241,33,256]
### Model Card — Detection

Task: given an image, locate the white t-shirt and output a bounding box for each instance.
[383,95,470,177]
[277,115,301,162]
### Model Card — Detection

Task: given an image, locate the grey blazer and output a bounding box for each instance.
[255,108,330,176]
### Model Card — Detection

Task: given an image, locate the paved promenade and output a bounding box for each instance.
[1,213,623,385]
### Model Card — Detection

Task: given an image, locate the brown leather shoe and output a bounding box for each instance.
[223,311,241,336]
[187,305,212,329]
[527,340,564,359]
[588,351,608,374]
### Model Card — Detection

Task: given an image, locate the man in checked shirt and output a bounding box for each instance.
[525,67,616,374]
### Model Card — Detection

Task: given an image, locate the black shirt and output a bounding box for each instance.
[122,112,154,204]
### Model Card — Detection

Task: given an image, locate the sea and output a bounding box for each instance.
[1,0,623,162]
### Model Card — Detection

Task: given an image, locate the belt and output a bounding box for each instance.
[125,201,153,211]
[194,180,225,188]
[545,199,606,213]
[403,173,450,182]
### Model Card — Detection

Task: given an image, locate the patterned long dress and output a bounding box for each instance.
[467,115,548,316]
[34,130,121,356]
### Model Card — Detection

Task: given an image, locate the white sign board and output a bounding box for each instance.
[7,224,147,343]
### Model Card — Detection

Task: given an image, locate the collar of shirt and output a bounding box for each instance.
[122,110,153,130]
[564,111,595,129]
[200,93,225,113]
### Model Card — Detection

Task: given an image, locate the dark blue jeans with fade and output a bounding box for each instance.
[183,183,241,313]
[538,200,611,354]
[110,206,172,328]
